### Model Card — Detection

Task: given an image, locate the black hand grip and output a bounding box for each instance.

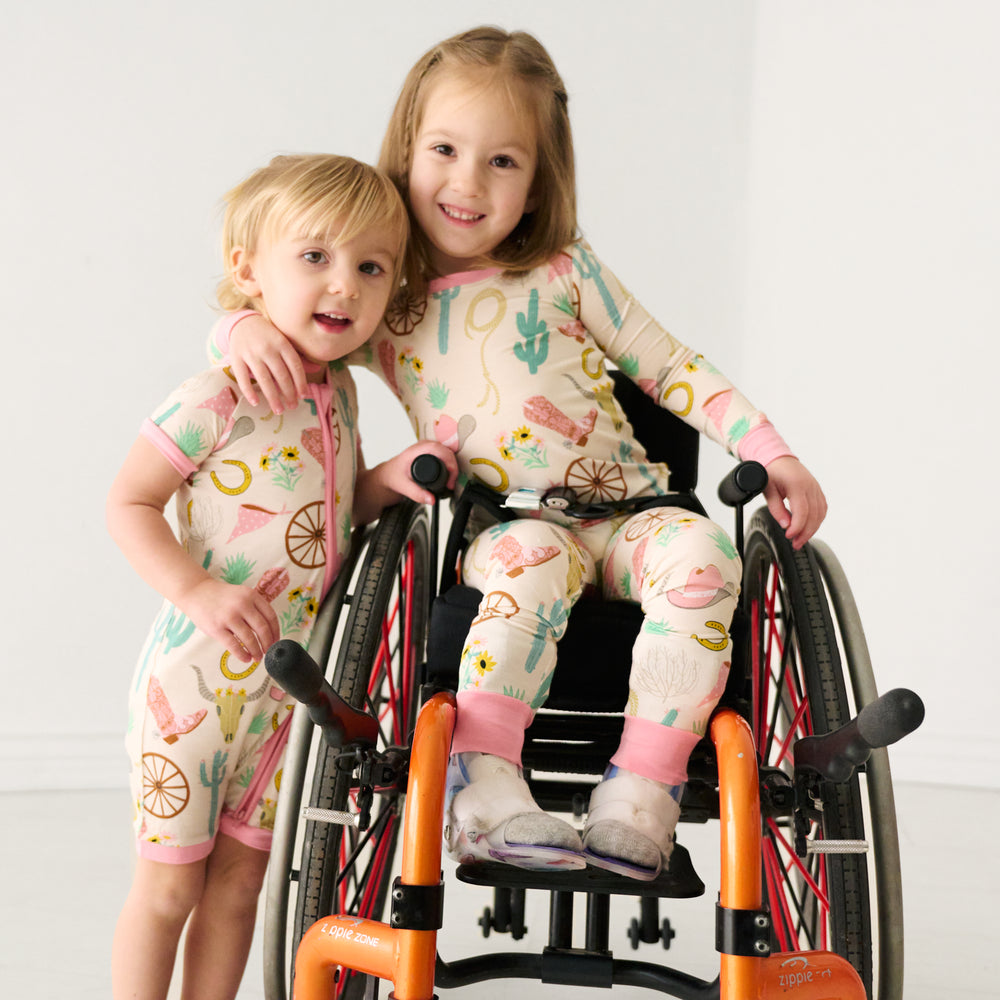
[795,687,925,783]
[265,639,378,747]
[855,687,925,747]
[410,453,450,496]
[718,460,768,508]
[265,637,325,704]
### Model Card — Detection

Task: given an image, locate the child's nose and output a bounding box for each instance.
[451,160,484,196]
[328,266,358,298]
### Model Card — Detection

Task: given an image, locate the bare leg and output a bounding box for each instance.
[112,855,206,1000]
[180,833,269,1000]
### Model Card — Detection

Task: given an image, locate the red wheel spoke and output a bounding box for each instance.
[766,818,830,910]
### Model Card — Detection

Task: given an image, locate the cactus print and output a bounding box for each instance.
[126,366,359,862]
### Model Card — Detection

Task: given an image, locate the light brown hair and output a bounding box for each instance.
[217,153,409,312]
[379,26,578,311]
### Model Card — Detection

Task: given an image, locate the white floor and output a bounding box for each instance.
[2,781,997,998]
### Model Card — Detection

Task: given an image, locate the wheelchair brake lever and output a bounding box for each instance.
[794,687,925,783]
[264,639,379,748]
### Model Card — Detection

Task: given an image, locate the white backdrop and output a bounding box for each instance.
[1,0,996,791]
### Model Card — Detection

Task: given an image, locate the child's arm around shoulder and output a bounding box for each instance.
[353,441,459,526]
[213,310,308,414]
[107,436,280,662]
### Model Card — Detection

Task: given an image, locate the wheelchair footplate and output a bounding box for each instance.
[455,841,704,898]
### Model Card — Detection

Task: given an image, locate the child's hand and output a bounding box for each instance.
[354,441,459,525]
[762,456,827,550]
[388,441,460,504]
[230,313,308,413]
[178,578,281,663]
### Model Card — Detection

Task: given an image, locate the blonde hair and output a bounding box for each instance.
[379,26,578,311]
[217,153,409,312]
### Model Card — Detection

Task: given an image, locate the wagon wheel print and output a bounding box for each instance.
[564,458,628,504]
[623,508,672,542]
[141,752,190,819]
[472,590,520,625]
[286,501,326,568]
[385,296,427,336]
[563,279,581,318]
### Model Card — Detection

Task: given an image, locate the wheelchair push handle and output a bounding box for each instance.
[409,453,451,497]
[717,460,768,508]
[264,639,378,747]
[794,687,925,783]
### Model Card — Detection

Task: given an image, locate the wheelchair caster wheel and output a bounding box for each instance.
[478,906,493,938]
[627,915,675,951]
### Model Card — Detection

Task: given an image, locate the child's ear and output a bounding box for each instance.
[230,247,261,297]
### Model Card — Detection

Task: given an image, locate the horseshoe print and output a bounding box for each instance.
[581,347,605,380]
[219,650,260,681]
[663,382,694,417]
[692,620,729,651]
[210,459,252,495]
[469,457,510,492]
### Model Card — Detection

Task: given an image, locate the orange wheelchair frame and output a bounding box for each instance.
[287,691,868,1000]
[261,375,923,1000]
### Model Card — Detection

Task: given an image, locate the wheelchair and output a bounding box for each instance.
[259,371,923,1000]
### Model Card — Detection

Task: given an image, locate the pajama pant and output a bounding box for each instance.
[451,508,742,785]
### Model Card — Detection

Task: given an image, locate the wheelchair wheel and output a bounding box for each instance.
[742,509,873,995]
[267,501,432,1000]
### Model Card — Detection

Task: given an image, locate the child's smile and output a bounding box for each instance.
[409,71,537,275]
[232,224,399,366]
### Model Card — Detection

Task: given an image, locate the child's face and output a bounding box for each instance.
[234,223,399,367]
[408,72,538,275]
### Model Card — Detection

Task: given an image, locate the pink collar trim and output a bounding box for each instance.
[428,267,503,293]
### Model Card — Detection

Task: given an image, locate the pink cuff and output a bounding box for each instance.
[610,716,701,784]
[737,420,794,467]
[136,835,215,864]
[213,309,258,359]
[452,691,534,766]
[140,418,199,478]
[218,814,273,853]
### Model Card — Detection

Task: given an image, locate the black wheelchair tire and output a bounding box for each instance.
[742,509,873,995]
[291,501,431,999]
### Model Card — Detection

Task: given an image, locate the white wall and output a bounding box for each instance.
[1,1,993,791]
[0,0,752,790]
[742,1,1000,786]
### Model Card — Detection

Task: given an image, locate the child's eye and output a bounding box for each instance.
[302,250,326,265]
[491,154,517,169]
[432,143,455,157]
[359,261,385,277]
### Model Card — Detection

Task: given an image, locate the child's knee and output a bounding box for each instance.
[204,836,269,905]
[133,858,206,923]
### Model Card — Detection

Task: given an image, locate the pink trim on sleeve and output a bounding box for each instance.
[140,418,199,478]
[213,309,258,358]
[737,420,795,467]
